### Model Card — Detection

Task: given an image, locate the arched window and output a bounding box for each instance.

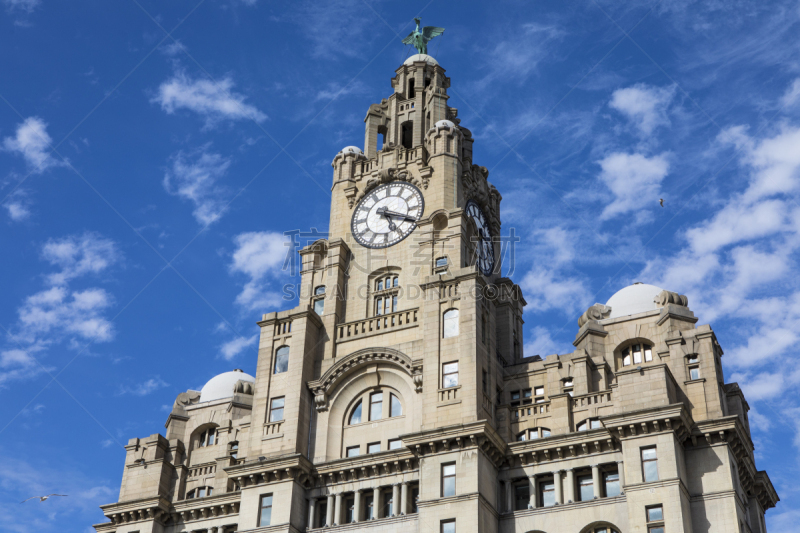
[349,400,362,425]
[313,286,325,315]
[198,428,216,447]
[390,393,402,417]
[393,277,399,287]
[577,418,602,431]
[443,309,459,338]
[516,427,551,441]
[621,342,653,366]
[187,486,213,499]
[274,345,289,374]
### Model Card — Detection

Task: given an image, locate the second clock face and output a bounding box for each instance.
[466,199,495,276]
[351,182,425,249]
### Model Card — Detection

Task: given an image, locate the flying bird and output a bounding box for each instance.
[659,198,664,207]
[21,494,67,503]
[402,17,445,55]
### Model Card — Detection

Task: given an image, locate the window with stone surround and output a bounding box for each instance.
[646,505,664,533]
[441,519,456,533]
[641,447,659,482]
[197,427,217,447]
[368,442,381,454]
[562,379,573,397]
[442,362,459,388]
[390,393,402,417]
[274,345,289,374]
[313,286,325,315]
[269,397,284,422]
[258,494,273,526]
[687,355,700,380]
[365,494,374,520]
[349,400,362,425]
[346,445,360,457]
[604,471,620,497]
[514,481,530,510]
[442,463,456,496]
[187,486,213,499]
[516,427,551,441]
[346,496,356,523]
[579,474,594,501]
[369,392,383,421]
[540,479,555,507]
[373,275,400,316]
[443,309,459,338]
[577,418,602,431]
[388,438,403,450]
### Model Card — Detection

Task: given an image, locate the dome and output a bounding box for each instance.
[339,146,363,155]
[403,54,439,66]
[434,119,455,129]
[605,283,663,319]
[199,369,255,403]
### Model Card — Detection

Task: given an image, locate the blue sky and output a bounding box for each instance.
[1,1,799,531]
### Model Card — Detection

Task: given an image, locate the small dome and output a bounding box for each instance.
[404,54,439,66]
[434,119,455,129]
[199,369,255,403]
[605,283,663,319]
[339,146,363,155]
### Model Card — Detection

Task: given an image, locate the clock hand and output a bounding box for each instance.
[377,207,416,222]
[376,207,396,231]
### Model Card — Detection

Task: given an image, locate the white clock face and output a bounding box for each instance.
[466,199,495,276]
[351,182,425,249]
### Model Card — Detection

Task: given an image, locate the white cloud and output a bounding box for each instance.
[163,147,231,226]
[2,117,64,173]
[610,84,675,135]
[152,71,266,127]
[520,267,590,317]
[2,0,39,13]
[41,232,118,285]
[119,377,168,396]
[597,152,670,220]
[220,334,258,360]
[5,200,30,221]
[781,78,800,107]
[523,326,561,358]
[229,231,288,311]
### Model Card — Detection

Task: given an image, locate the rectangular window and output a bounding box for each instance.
[522,388,532,404]
[365,495,374,520]
[690,366,700,380]
[442,463,456,497]
[269,397,285,422]
[346,497,355,523]
[644,345,653,362]
[314,298,324,315]
[633,344,643,364]
[647,505,664,521]
[578,475,594,501]
[392,295,398,312]
[688,355,698,364]
[411,486,419,513]
[388,438,403,450]
[370,392,383,421]
[376,297,383,315]
[510,391,521,405]
[258,494,273,527]
[317,501,327,528]
[382,490,393,518]
[368,442,381,454]
[648,527,665,533]
[441,519,456,533]
[274,346,289,374]
[436,257,448,268]
[443,362,459,388]
[514,483,530,510]
[604,471,620,497]
[541,480,555,507]
[642,447,659,482]
[346,445,360,457]
[390,393,402,417]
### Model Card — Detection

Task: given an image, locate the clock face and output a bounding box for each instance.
[351,182,425,249]
[465,199,495,276]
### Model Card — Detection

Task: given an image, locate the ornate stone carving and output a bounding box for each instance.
[314,389,328,412]
[462,164,501,231]
[577,303,612,327]
[351,168,427,208]
[172,390,201,411]
[412,370,423,393]
[233,380,254,395]
[655,290,689,307]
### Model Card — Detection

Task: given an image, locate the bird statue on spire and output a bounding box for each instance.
[402,17,445,55]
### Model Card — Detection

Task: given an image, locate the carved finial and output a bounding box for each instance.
[578,303,612,327]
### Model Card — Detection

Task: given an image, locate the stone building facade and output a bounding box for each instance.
[94,54,779,533]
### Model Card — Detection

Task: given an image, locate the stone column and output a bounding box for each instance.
[333,492,342,525]
[565,468,575,503]
[354,489,362,523]
[592,464,601,499]
[373,487,381,519]
[553,470,563,505]
[325,494,334,526]
[400,482,409,515]
[308,498,316,529]
[505,480,513,512]
[617,460,626,494]
[528,475,538,509]
[392,484,400,516]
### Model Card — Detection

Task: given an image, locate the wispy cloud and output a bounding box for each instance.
[597,152,670,221]
[229,231,288,312]
[220,334,258,360]
[610,84,676,135]
[2,117,64,173]
[152,70,266,128]
[2,0,39,13]
[163,146,231,226]
[119,376,168,396]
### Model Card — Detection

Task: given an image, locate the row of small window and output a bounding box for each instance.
[375,295,398,315]
[310,486,420,528]
[509,471,620,509]
[186,486,213,499]
[348,392,402,425]
[346,439,403,457]
[375,276,399,291]
[511,387,545,406]
[515,427,551,441]
[622,343,653,366]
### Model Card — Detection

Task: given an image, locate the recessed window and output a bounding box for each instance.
[442,362,459,388]
[390,393,402,417]
[443,309,459,338]
[274,345,289,374]
[516,427,550,441]
[269,397,285,422]
[577,418,601,431]
[688,355,698,364]
[368,442,381,454]
[259,494,273,526]
[393,277,399,287]
[370,392,383,421]
[346,496,356,523]
[562,380,573,396]
[689,366,700,380]
[187,486,212,499]
[514,482,530,510]
[441,519,456,533]
[604,471,620,497]
[349,400,362,425]
[578,475,593,501]
[377,280,383,291]
[647,504,665,533]
[365,495,374,520]
[346,445,360,457]
[389,438,403,450]
[622,343,653,366]
[315,286,326,295]
[198,428,216,447]
[541,480,555,507]
[382,489,393,517]
[534,386,545,402]
[435,257,448,268]
[313,297,324,315]
[642,447,659,482]
[442,463,456,497]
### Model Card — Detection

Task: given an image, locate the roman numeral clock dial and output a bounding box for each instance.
[466,199,495,276]
[351,182,425,249]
